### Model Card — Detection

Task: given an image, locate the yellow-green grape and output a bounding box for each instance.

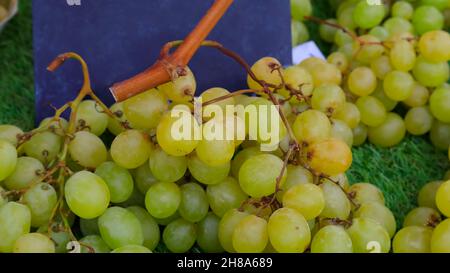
[405,107,434,135]
[22,183,57,227]
[333,102,361,129]
[65,171,110,219]
[430,120,450,150]
[349,183,385,206]
[0,125,23,146]
[133,161,158,194]
[354,202,396,238]
[123,88,168,130]
[324,173,351,191]
[283,183,325,220]
[293,110,331,144]
[69,131,107,168]
[334,29,355,47]
[311,225,353,253]
[110,130,152,169]
[0,202,31,253]
[95,162,134,204]
[232,214,268,253]
[319,19,338,43]
[430,219,450,253]
[412,5,444,35]
[268,208,310,253]
[76,100,109,136]
[4,157,43,190]
[157,109,200,156]
[418,30,450,62]
[239,154,286,198]
[352,123,368,146]
[346,217,391,253]
[384,18,414,37]
[197,212,224,253]
[403,83,430,108]
[436,181,450,217]
[421,0,449,10]
[24,131,62,164]
[187,152,230,185]
[158,66,196,104]
[80,235,111,253]
[413,56,450,87]
[327,52,349,73]
[207,177,248,218]
[218,209,249,253]
[403,207,442,227]
[145,182,181,219]
[393,226,432,253]
[319,180,351,219]
[331,119,353,147]
[307,138,353,176]
[369,26,389,41]
[292,20,310,46]
[291,0,312,21]
[107,102,129,136]
[418,181,443,210]
[370,55,393,80]
[13,233,55,253]
[148,146,187,183]
[390,40,416,71]
[280,66,314,101]
[201,87,235,117]
[338,3,357,30]
[196,139,234,167]
[430,87,450,123]
[383,71,415,101]
[231,147,264,178]
[111,245,152,253]
[348,67,377,96]
[311,84,346,115]
[247,57,283,90]
[278,164,314,200]
[368,113,406,148]
[127,206,160,250]
[356,35,385,64]
[307,62,342,87]
[39,117,69,135]
[372,84,397,111]
[391,1,414,19]
[179,183,209,223]
[356,96,387,127]
[353,0,385,29]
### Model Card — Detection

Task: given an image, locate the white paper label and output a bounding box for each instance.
[292,41,325,65]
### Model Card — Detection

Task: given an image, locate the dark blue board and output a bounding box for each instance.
[32,0,291,122]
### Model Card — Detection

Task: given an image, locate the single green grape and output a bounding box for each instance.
[293,109,331,144]
[413,56,449,87]
[403,207,442,227]
[163,218,197,253]
[430,219,450,253]
[436,180,450,217]
[0,125,23,146]
[179,183,209,223]
[247,57,283,90]
[4,156,44,190]
[383,71,415,101]
[319,180,351,220]
[283,183,325,220]
[384,17,414,37]
[187,152,230,185]
[352,0,385,29]
[110,130,152,169]
[391,1,414,19]
[369,26,389,41]
[368,113,406,148]
[352,123,368,146]
[0,202,31,253]
[149,146,187,183]
[393,226,432,253]
[292,20,310,46]
[311,84,346,114]
[196,138,235,167]
[390,40,416,72]
[430,87,450,123]
[412,5,444,35]
[69,131,107,168]
[95,161,134,203]
[232,214,268,253]
[356,96,387,127]
[355,35,385,64]
[418,30,450,62]
[403,83,430,108]
[230,147,264,178]
[430,120,450,150]
[278,164,314,200]
[107,102,130,136]
[338,4,357,30]
[24,131,62,165]
[331,119,354,147]
[127,206,160,250]
[207,177,248,218]
[196,212,224,253]
[311,225,353,253]
[279,66,314,100]
[76,100,109,136]
[291,0,312,21]
[123,89,168,130]
[133,161,158,194]
[348,183,385,206]
[332,102,361,129]
[370,55,392,80]
[307,138,353,176]
[418,181,443,210]
[158,66,196,104]
[22,183,57,227]
[13,233,55,253]
[348,66,377,96]
[404,107,434,135]
[145,182,181,219]
[319,19,338,43]
[346,217,391,253]
[354,202,397,238]
[327,52,349,73]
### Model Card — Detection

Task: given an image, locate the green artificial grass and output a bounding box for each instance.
[0,0,448,232]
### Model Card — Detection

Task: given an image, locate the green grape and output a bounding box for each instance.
[311,84,346,114]
[347,217,391,253]
[338,4,357,30]
[430,87,450,123]
[232,215,268,253]
[69,131,107,168]
[163,218,196,253]
[133,161,158,194]
[145,182,181,218]
[247,57,283,90]
[24,131,62,165]
[127,206,160,250]
[348,67,378,97]
[111,245,152,253]
[158,66,196,104]
[196,138,234,167]
[22,183,57,227]
[218,209,249,253]
[354,202,396,238]
[110,130,152,169]
[390,40,416,72]
[292,20,310,46]
[4,157,43,190]
[179,183,209,223]
[39,117,69,135]
[107,102,129,136]
[123,89,168,130]
[403,207,442,227]
[197,212,224,253]
[372,84,397,111]
[280,66,314,100]
[413,56,449,87]
[368,113,406,147]
[403,83,430,107]
[311,225,353,253]
[231,147,264,178]
[333,102,361,129]
[436,181,450,217]
[0,125,23,146]
[349,183,385,206]
[431,219,450,252]
[412,6,444,35]
[369,26,389,41]
[319,19,338,43]
[307,138,353,176]
[391,1,414,19]
[356,35,385,64]
[335,29,355,47]
[65,171,110,219]
[293,110,331,144]
[327,52,349,73]
[405,107,434,135]
[278,164,314,200]
[352,123,368,146]
[331,119,353,147]
[37,222,70,253]
[201,87,235,117]
[324,173,351,191]
[418,30,450,62]
[76,100,109,136]
[0,202,31,252]
[291,0,312,21]
[356,96,387,127]
[157,109,200,156]
[267,208,310,253]
[187,153,230,185]
[149,146,187,183]
[393,226,432,253]
[370,55,393,80]
[80,235,111,253]
[98,206,143,249]
[418,181,443,210]
[430,120,450,150]
[319,180,351,219]
[283,183,324,220]
[13,233,55,253]
[307,61,342,87]
[95,161,134,203]
[80,218,100,236]
[383,18,414,37]
[239,154,286,198]
[383,71,415,101]
[353,0,385,29]
[207,177,247,217]
[420,0,449,10]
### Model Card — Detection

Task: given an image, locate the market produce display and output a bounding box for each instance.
[0,0,449,254]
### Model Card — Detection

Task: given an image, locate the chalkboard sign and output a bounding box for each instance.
[32,0,291,122]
